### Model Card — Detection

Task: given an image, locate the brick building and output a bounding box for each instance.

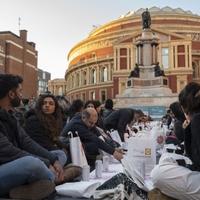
[65,7,200,102]
[0,30,38,98]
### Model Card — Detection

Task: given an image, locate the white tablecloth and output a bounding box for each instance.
[56,163,123,198]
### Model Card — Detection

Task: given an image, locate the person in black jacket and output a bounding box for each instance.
[25,94,67,166]
[61,108,123,167]
[179,82,200,171]
[103,108,141,141]
[0,74,64,199]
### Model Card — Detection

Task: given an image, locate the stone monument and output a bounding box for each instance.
[115,9,177,116]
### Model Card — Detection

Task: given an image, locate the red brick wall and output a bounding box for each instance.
[0,31,38,98]
[6,59,23,75]
[178,55,185,67]
[106,87,113,99]
[23,67,38,98]
[188,74,193,82]
[120,48,127,56]
[167,75,177,93]
[192,41,200,50]
[113,77,119,96]
[178,45,185,53]
[6,43,23,58]
[120,57,127,69]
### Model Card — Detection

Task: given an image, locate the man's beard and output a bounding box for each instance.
[11,96,21,107]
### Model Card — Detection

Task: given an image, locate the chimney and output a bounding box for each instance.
[20,30,27,42]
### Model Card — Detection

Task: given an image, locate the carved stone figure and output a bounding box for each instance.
[129,63,140,78]
[154,62,165,77]
[142,8,151,29]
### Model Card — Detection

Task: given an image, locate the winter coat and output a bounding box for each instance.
[103,108,135,141]
[24,110,62,151]
[0,108,57,166]
[61,114,115,155]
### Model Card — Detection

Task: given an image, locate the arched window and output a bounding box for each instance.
[82,71,87,85]
[91,68,96,84]
[69,76,72,89]
[76,73,80,87]
[71,75,74,88]
[101,67,108,82]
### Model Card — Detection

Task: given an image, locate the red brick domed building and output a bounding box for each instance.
[65,7,200,102]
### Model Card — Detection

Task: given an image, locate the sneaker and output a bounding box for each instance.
[9,180,55,200]
[63,164,82,182]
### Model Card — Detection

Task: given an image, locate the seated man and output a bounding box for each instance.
[0,74,65,199]
[62,108,123,167]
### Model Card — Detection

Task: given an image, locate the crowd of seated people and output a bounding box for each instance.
[0,74,144,199]
[2,73,200,200]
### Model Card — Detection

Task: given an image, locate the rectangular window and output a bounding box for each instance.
[162,48,169,69]
[177,45,185,68]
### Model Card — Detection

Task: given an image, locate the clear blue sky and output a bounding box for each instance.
[0,0,199,79]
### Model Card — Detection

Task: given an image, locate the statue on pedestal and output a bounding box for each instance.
[154,62,165,77]
[142,8,151,29]
[129,63,140,78]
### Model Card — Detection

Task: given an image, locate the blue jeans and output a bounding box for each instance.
[51,149,67,167]
[0,156,55,196]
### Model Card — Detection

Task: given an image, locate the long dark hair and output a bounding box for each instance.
[179,82,200,115]
[169,101,186,122]
[35,94,63,140]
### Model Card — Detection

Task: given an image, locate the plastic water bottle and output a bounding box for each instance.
[95,160,103,178]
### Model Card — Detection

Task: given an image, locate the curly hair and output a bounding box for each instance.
[35,94,63,141]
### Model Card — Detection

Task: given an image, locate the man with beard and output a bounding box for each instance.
[0,74,64,199]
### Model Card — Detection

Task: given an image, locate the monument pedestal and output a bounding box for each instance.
[114,14,178,117]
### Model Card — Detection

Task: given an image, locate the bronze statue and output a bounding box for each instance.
[129,63,140,78]
[142,8,151,29]
[154,62,165,77]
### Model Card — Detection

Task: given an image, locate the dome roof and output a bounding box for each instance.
[121,6,198,18]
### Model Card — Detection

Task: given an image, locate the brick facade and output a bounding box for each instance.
[0,30,38,98]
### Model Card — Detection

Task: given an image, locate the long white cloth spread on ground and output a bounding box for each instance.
[56,164,123,198]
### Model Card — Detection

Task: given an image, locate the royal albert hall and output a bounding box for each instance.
[65,7,200,103]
